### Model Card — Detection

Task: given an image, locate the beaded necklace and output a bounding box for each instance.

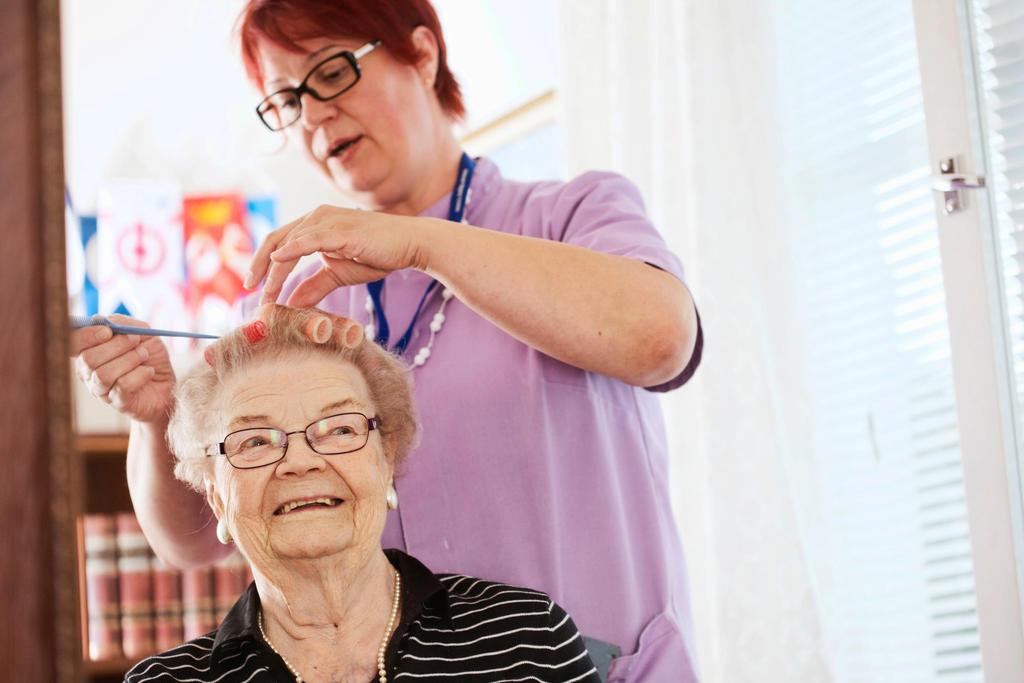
[365,153,475,368]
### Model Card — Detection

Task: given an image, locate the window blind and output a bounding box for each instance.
[774,1,983,681]
[973,0,1024,509]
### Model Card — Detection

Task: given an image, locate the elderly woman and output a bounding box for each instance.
[126,305,598,683]
[72,1,703,680]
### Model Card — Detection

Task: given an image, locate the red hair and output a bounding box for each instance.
[237,0,465,120]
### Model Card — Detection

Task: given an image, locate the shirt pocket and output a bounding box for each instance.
[606,611,697,683]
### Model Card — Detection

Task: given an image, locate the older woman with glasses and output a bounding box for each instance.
[71,1,703,681]
[126,305,599,682]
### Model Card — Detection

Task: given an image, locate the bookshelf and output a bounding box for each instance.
[79,435,134,514]
[85,657,140,679]
[75,434,252,682]
[76,433,134,683]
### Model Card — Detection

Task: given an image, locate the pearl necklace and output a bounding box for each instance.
[257,567,403,683]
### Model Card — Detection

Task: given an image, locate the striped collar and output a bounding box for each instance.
[209,548,452,669]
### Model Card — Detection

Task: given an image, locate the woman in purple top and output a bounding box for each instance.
[69,1,703,681]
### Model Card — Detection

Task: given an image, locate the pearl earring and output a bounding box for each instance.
[216,518,232,544]
[386,483,399,510]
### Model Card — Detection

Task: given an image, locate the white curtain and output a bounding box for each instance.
[558,2,834,681]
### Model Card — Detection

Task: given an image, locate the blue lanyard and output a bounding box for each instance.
[366,152,476,355]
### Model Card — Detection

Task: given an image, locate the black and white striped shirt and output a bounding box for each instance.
[125,549,600,682]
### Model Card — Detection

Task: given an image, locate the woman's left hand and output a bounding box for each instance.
[245,206,429,306]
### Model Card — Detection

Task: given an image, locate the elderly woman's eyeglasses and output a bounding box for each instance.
[256,40,381,131]
[211,412,381,470]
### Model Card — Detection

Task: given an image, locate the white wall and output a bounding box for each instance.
[61,0,559,217]
[62,0,561,432]
[61,0,340,222]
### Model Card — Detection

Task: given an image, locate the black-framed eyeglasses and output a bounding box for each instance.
[255,40,381,131]
[210,412,382,470]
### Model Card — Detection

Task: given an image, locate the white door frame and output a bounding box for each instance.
[912,0,1024,679]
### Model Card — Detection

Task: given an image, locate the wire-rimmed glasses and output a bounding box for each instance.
[210,412,382,470]
[255,40,381,131]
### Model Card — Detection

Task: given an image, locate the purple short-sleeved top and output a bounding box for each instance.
[240,158,701,682]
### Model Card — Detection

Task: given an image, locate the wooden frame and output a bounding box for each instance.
[0,0,81,680]
[460,89,558,158]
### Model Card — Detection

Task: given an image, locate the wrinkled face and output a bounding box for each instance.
[257,35,443,210]
[206,351,392,569]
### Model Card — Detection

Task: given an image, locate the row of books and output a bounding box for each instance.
[82,512,252,661]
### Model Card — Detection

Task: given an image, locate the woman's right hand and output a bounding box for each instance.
[70,315,176,424]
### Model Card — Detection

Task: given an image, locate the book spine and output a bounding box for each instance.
[152,554,184,651]
[213,553,244,624]
[83,514,121,660]
[182,567,215,640]
[116,512,154,657]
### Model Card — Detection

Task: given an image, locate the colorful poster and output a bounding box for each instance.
[79,214,100,317]
[96,180,188,341]
[246,196,277,248]
[183,194,254,335]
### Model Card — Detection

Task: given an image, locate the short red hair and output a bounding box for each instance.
[237,0,465,120]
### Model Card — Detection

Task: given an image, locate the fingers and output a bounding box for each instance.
[75,332,144,377]
[245,214,305,289]
[254,303,276,323]
[80,340,151,398]
[69,324,114,356]
[282,267,342,308]
[106,313,150,327]
[268,228,353,263]
[107,365,157,411]
[259,256,302,305]
[254,208,387,305]
[286,262,389,308]
[260,226,357,304]
[246,222,291,288]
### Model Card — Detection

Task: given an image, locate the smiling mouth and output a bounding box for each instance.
[274,497,344,516]
[329,136,362,158]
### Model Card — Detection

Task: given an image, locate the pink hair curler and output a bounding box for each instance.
[333,320,365,349]
[304,314,332,344]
